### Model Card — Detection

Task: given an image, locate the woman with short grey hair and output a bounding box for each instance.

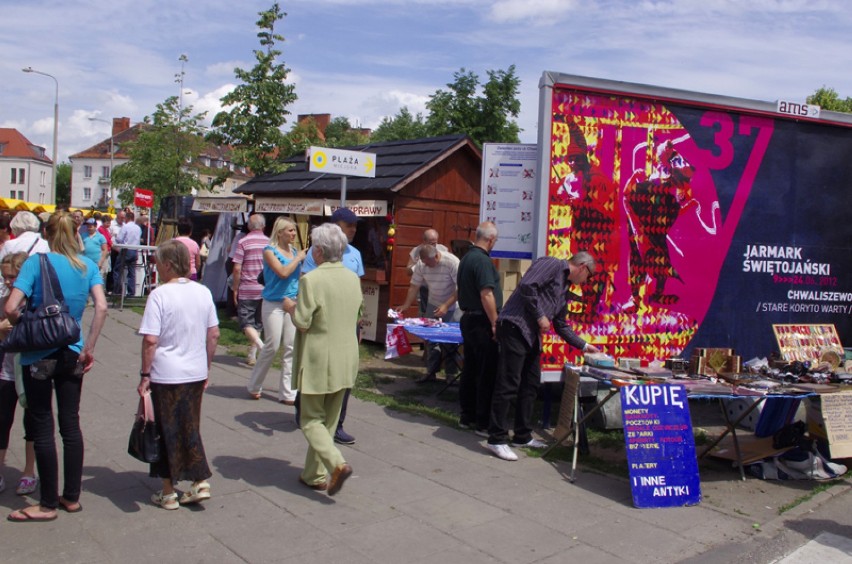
[10,211,41,237]
[308,223,347,263]
[0,212,49,264]
[284,222,361,495]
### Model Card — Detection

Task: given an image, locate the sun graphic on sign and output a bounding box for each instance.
[312,150,328,169]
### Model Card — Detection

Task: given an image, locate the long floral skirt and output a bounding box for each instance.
[148,380,211,483]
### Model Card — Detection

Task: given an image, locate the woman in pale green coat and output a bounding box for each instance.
[285,223,363,496]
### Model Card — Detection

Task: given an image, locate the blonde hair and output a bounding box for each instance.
[0,251,29,276]
[269,216,298,252]
[45,211,85,271]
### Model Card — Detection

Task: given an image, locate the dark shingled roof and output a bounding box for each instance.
[235,134,480,196]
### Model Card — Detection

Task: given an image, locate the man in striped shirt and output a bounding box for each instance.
[232,214,267,368]
[486,252,601,462]
[395,243,460,383]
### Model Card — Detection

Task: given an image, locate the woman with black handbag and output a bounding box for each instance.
[137,240,219,510]
[5,212,107,522]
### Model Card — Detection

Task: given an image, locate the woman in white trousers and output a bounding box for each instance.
[247,218,306,403]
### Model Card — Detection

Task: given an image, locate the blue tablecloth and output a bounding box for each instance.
[392,323,463,345]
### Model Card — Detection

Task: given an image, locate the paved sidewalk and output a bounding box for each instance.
[0,306,849,563]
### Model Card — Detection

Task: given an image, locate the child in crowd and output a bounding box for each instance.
[0,252,38,495]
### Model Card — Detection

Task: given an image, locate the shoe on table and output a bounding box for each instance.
[151,490,180,510]
[16,476,38,496]
[334,427,356,445]
[486,443,519,461]
[513,438,548,449]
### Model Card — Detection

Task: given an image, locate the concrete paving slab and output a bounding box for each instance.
[775,531,852,563]
[460,512,579,564]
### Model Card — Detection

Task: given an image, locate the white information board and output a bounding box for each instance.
[481,143,537,259]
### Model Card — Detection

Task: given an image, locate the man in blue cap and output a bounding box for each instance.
[299,207,364,444]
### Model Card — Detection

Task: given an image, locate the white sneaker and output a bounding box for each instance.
[486,443,518,461]
[246,345,257,366]
[513,438,548,449]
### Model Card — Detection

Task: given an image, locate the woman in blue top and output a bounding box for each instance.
[5,211,107,522]
[247,217,306,404]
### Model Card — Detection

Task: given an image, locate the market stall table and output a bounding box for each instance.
[546,364,817,481]
[387,322,463,394]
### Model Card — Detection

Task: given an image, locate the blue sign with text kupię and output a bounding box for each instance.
[621,384,702,508]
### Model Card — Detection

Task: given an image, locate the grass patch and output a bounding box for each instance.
[586,428,625,451]
[777,470,852,514]
[352,385,459,428]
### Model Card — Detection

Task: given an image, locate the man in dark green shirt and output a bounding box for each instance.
[456,221,503,435]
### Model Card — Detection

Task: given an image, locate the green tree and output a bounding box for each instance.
[371,107,429,142]
[55,161,71,205]
[111,96,208,209]
[425,65,521,146]
[324,116,370,147]
[209,3,297,175]
[282,116,324,158]
[807,86,852,113]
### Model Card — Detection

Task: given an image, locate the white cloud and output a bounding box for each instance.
[488,0,578,23]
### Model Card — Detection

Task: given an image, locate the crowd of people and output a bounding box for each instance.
[0,205,599,520]
[0,205,367,521]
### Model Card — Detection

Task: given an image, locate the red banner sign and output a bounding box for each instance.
[134,188,154,208]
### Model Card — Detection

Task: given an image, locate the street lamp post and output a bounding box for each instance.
[88,117,114,209]
[22,67,59,199]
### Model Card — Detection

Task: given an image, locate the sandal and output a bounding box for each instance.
[151,490,180,510]
[7,505,58,522]
[179,481,211,505]
[16,476,39,496]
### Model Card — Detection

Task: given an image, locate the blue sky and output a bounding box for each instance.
[2,0,850,163]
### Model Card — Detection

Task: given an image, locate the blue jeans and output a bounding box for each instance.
[117,249,138,296]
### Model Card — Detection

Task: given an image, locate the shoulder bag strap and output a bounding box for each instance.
[38,254,66,308]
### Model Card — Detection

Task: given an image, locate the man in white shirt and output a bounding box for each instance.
[115,210,143,297]
[406,229,448,317]
[108,210,125,294]
[396,244,460,383]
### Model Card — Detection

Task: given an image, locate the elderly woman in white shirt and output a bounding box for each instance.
[137,240,219,510]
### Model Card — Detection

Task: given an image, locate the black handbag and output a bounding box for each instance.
[1,254,81,353]
[127,393,161,463]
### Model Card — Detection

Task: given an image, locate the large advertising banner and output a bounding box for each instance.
[537,75,852,370]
